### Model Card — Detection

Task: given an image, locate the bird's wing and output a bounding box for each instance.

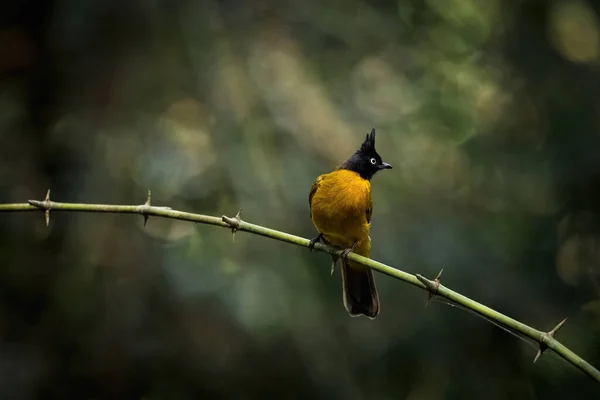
[366,196,373,223]
[308,175,323,218]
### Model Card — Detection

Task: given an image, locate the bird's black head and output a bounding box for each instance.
[339,128,392,180]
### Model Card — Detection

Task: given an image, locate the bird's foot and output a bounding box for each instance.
[340,241,358,260]
[340,248,352,259]
[308,233,324,252]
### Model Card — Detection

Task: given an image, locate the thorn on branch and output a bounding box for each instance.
[137,191,171,227]
[44,189,51,227]
[415,269,443,307]
[143,190,151,227]
[222,208,243,243]
[533,346,545,364]
[27,189,53,227]
[533,317,568,363]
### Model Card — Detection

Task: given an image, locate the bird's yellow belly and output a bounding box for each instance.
[312,205,369,249]
[310,176,371,251]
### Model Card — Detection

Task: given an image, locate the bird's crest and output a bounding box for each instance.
[360,128,376,153]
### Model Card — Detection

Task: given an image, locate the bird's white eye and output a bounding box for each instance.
[370,158,377,165]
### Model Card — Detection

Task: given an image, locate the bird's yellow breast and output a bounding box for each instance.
[310,169,372,253]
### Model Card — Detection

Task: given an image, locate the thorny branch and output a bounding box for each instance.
[1,191,599,384]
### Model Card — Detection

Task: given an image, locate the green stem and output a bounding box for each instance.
[1,194,599,384]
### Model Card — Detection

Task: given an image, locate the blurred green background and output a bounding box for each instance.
[2,0,600,398]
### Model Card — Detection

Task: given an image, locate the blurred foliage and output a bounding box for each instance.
[1,0,600,398]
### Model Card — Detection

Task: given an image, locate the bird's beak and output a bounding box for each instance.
[380,162,392,170]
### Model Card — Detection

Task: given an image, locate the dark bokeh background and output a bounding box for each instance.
[1,0,600,398]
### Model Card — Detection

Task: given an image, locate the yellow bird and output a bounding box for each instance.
[308,128,392,318]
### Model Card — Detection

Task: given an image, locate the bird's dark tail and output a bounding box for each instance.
[340,259,380,319]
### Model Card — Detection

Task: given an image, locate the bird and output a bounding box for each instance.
[308,128,392,318]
